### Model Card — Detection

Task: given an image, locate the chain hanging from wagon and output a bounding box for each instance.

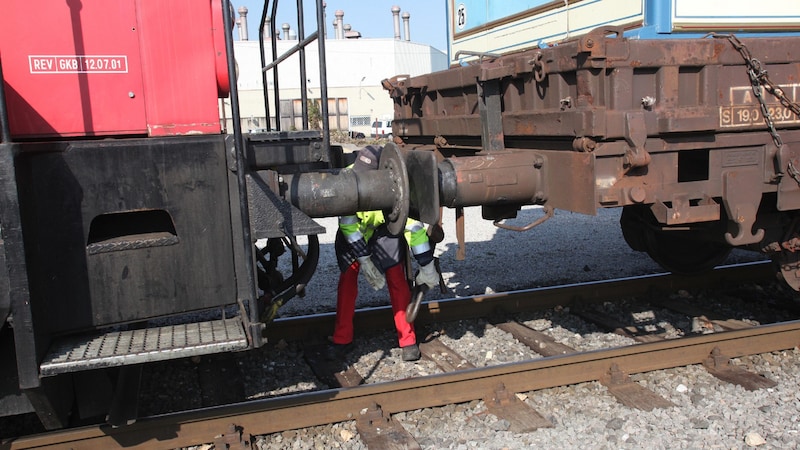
[712,33,800,184]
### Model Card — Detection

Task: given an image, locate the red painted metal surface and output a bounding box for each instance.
[0,0,226,138]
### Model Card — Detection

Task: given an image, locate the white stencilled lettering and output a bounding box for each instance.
[29,55,128,74]
[721,84,800,128]
[30,57,54,72]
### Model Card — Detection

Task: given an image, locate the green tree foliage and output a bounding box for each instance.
[307,99,321,130]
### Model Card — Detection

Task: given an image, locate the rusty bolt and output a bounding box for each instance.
[629,187,646,203]
[585,39,594,48]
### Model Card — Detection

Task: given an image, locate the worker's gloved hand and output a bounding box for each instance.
[415,260,439,289]
[357,256,385,290]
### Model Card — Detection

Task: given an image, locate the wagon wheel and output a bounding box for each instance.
[620,205,731,275]
[255,234,319,323]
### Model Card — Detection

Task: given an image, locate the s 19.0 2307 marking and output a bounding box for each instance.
[721,84,800,128]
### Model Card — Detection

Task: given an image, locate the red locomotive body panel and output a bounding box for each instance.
[0,0,228,138]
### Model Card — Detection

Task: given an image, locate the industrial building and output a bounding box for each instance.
[224,5,447,136]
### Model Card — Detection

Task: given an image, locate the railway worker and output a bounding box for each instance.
[327,145,439,362]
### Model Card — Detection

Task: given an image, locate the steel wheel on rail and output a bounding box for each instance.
[620,205,732,275]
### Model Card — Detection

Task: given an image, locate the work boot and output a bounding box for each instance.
[401,343,421,361]
[325,342,353,361]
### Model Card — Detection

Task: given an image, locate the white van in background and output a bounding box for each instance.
[371,119,392,138]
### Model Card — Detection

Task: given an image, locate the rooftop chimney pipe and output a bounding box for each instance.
[335,10,344,39]
[343,24,361,38]
[402,12,410,41]
[263,16,272,40]
[237,6,249,41]
[392,6,401,40]
[282,23,290,40]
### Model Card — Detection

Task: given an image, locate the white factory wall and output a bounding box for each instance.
[226,38,446,134]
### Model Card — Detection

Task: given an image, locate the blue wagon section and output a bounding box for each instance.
[447,0,800,65]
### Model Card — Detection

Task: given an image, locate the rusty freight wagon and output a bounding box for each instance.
[385,1,800,289]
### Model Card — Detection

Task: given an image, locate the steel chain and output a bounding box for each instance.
[711,33,800,183]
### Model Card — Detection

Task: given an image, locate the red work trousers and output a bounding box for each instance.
[332,261,416,347]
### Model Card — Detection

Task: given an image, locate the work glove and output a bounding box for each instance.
[357,255,385,291]
[415,260,439,289]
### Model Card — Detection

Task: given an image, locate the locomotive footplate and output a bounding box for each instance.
[39,318,248,376]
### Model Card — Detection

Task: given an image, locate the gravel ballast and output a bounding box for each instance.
[243,206,800,450]
[278,205,764,316]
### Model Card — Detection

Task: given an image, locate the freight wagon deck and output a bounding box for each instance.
[385,28,800,287]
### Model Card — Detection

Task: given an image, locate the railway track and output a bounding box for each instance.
[3,260,799,449]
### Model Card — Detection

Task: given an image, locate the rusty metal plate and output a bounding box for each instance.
[393,33,800,141]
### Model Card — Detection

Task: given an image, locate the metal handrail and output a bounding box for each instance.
[262,32,319,73]
[258,0,330,142]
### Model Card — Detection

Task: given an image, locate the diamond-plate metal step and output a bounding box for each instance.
[40,318,248,376]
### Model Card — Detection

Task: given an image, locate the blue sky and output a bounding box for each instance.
[233,0,448,51]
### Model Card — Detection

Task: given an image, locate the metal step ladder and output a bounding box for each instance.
[40,318,248,376]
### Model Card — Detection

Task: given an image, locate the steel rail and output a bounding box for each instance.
[1,260,781,449]
[6,318,800,449]
[265,260,776,342]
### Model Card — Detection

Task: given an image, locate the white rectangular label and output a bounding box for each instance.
[673,0,800,29]
[720,84,800,128]
[29,55,128,74]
